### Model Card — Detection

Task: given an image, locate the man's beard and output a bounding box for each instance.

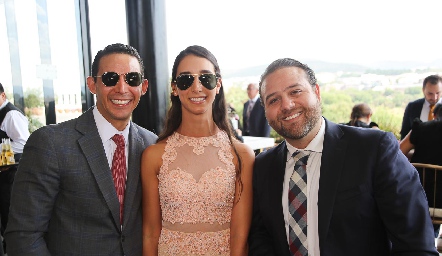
[269,101,321,141]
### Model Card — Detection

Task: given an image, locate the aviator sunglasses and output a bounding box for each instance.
[95,72,143,87]
[173,73,219,90]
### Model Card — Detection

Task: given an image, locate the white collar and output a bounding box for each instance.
[250,94,260,103]
[92,106,130,144]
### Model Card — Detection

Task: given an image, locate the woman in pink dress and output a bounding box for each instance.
[141,45,255,255]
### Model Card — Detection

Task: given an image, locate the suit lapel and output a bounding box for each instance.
[122,123,143,226]
[267,142,290,245]
[415,98,425,117]
[76,109,121,228]
[318,120,347,248]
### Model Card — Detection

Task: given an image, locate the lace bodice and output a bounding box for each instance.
[158,131,236,225]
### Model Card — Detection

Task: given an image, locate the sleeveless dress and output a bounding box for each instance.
[158,131,236,255]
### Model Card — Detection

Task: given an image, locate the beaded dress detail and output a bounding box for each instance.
[158,131,236,255]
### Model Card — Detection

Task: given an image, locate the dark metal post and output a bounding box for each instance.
[125,0,169,135]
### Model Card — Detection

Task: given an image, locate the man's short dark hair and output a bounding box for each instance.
[91,43,145,81]
[0,82,4,93]
[423,75,442,89]
[258,58,317,104]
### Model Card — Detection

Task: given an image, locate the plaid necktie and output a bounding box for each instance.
[288,151,310,256]
[112,134,126,224]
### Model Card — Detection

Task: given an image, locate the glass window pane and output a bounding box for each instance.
[0,0,85,132]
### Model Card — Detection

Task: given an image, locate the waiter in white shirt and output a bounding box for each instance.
[0,82,29,253]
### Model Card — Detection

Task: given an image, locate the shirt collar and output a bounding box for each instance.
[286,117,325,160]
[425,98,442,106]
[250,94,260,103]
[0,99,9,110]
[92,106,130,144]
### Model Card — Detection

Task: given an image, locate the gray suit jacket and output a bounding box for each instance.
[4,108,157,256]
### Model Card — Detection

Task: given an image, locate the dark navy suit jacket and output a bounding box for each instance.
[249,119,437,256]
[400,98,425,139]
[243,98,271,137]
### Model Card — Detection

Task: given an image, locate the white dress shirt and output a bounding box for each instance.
[420,99,442,121]
[0,99,30,153]
[92,107,129,170]
[283,117,325,256]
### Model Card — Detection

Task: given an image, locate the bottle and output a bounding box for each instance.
[5,138,15,165]
[1,139,6,166]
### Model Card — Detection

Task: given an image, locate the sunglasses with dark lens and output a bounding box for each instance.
[173,73,218,90]
[95,72,143,87]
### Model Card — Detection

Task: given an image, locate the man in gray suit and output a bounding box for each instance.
[4,43,157,255]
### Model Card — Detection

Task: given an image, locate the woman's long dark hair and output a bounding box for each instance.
[158,45,244,201]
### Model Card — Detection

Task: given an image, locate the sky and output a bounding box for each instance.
[165,0,442,72]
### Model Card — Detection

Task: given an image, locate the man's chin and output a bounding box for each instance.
[275,126,309,141]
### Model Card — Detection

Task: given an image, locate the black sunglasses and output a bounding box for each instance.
[173,73,218,90]
[95,72,143,87]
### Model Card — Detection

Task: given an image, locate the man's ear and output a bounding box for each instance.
[87,76,97,94]
[141,79,149,95]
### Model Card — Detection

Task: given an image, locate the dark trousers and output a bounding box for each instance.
[0,166,17,252]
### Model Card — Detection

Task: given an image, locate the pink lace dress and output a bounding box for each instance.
[158,131,236,255]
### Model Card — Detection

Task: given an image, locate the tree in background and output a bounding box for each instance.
[23,87,44,133]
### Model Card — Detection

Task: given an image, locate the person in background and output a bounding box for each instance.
[243,82,271,137]
[0,82,29,254]
[4,43,157,255]
[248,58,437,255]
[345,103,379,129]
[400,102,442,239]
[228,103,244,142]
[141,45,254,255]
[400,74,442,139]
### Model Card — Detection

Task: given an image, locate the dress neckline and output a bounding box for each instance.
[174,130,221,139]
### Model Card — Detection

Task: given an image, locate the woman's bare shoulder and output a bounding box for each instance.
[232,141,255,162]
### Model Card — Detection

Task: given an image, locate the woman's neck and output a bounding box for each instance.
[177,114,219,137]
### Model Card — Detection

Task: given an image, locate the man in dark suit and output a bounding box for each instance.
[248,58,438,255]
[243,82,271,137]
[400,74,442,139]
[401,102,442,238]
[4,43,157,255]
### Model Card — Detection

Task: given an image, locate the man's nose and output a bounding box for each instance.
[281,97,295,110]
[114,75,128,93]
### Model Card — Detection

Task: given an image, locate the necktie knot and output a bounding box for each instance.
[292,151,310,166]
[112,134,125,148]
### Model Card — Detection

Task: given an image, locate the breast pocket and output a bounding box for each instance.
[335,184,370,204]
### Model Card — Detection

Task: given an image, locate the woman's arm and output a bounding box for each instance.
[399,130,414,160]
[230,143,255,256]
[141,144,163,256]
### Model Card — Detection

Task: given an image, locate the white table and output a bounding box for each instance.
[243,136,275,151]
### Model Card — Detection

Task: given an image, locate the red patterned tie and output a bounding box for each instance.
[111,134,126,224]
